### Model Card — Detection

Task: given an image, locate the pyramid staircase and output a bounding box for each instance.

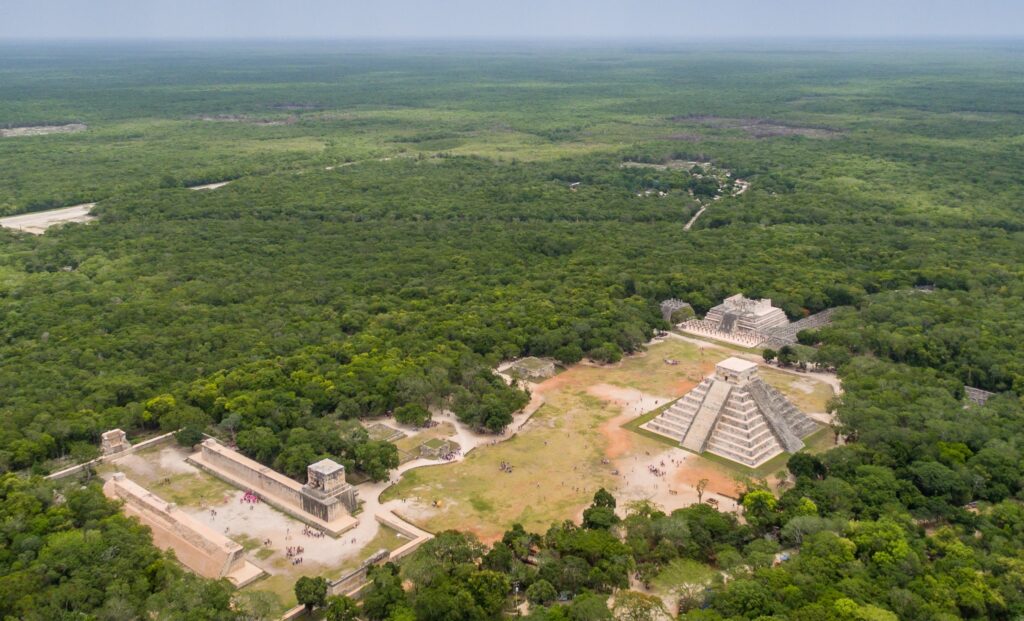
[641,358,818,467]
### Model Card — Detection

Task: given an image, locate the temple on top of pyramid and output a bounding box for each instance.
[678,294,792,347]
[705,294,789,333]
[641,357,818,467]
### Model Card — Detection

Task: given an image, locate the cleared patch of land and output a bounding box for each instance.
[0,203,96,234]
[189,181,232,191]
[1,123,87,137]
[670,116,842,139]
[383,338,835,541]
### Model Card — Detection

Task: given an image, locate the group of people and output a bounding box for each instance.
[648,464,666,477]
[499,460,514,473]
[302,525,325,539]
[241,490,261,504]
[440,447,461,461]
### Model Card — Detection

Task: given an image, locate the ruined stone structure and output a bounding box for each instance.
[681,294,790,347]
[103,473,263,586]
[189,439,358,536]
[761,307,839,350]
[302,459,359,523]
[660,299,693,323]
[642,358,818,467]
[705,294,789,333]
[419,438,452,459]
[100,428,131,455]
[506,357,557,381]
[965,386,996,407]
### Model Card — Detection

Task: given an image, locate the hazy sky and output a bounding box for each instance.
[2,0,1023,40]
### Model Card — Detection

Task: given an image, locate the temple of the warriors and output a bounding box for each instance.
[642,357,818,467]
[704,294,790,333]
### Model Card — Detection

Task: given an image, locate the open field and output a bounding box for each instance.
[383,337,834,540]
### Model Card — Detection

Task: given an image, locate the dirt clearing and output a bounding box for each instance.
[1,123,87,137]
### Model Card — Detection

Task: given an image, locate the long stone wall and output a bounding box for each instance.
[46,430,179,481]
[103,473,263,586]
[188,439,358,536]
[196,439,304,506]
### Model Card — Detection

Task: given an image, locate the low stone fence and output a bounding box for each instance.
[277,512,433,620]
[45,430,179,481]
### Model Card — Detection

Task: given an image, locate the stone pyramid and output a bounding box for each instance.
[642,357,818,467]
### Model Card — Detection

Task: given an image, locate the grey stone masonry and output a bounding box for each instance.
[704,295,789,334]
[641,357,818,467]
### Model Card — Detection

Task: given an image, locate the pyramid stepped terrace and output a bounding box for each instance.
[680,294,791,347]
[642,357,818,467]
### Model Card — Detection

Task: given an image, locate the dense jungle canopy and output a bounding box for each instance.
[1,41,1023,619]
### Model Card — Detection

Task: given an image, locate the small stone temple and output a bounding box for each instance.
[100,429,131,455]
[301,459,359,523]
[704,294,789,334]
[642,358,818,467]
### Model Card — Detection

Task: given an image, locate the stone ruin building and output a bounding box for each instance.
[704,294,789,334]
[680,293,834,348]
[642,357,818,467]
[965,386,996,407]
[302,458,359,523]
[100,428,131,456]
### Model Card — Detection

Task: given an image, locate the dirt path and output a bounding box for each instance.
[683,205,707,231]
[189,181,231,191]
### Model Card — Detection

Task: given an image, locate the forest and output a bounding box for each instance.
[1,40,1024,619]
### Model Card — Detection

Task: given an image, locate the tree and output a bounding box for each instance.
[362,564,405,620]
[526,579,557,606]
[583,488,620,529]
[582,505,619,530]
[787,452,827,480]
[592,488,616,509]
[568,593,612,620]
[235,591,280,621]
[742,489,779,532]
[612,591,669,621]
[355,440,399,481]
[467,570,511,617]
[294,576,328,612]
[762,348,777,363]
[142,394,177,428]
[695,478,709,503]
[324,595,360,621]
[394,403,432,427]
[777,345,797,367]
[236,427,280,464]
